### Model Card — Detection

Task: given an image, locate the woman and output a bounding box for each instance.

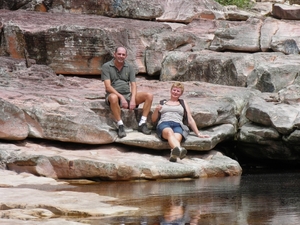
[151,82,209,162]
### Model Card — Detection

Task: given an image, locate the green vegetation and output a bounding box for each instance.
[215,0,253,9]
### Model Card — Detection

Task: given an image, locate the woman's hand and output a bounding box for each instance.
[198,133,210,138]
[155,104,162,111]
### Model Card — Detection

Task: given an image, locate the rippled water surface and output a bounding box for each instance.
[66,171,300,225]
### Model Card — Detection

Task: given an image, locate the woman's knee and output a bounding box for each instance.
[162,129,174,139]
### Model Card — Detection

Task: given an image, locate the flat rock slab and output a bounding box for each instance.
[0,140,242,180]
[0,169,68,187]
[0,187,137,217]
[0,219,86,225]
[0,169,136,224]
[116,124,235,151]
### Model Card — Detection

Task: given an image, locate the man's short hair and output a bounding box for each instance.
[115,46,127,54]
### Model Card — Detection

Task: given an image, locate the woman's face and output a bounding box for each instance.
[171,87,183,98]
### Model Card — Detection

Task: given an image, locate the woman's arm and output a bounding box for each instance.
[151,104,162,123]
[184,100,209,138]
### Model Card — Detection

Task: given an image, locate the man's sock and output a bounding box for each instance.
[138,116,147,126]
[117,120,124,126]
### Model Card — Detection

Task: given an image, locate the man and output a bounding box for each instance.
[101,46,153,138]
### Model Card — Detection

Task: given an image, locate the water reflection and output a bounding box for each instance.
[61,172,300,224]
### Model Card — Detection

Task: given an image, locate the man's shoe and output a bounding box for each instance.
[169,146,181,162]
[138,123,151,135]
[117,125,126,138]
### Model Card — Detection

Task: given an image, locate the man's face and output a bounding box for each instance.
[114,47,127,64]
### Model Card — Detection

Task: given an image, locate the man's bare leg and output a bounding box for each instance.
[108,94,126,138]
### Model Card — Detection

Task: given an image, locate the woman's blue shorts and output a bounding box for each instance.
[157,121,184,141]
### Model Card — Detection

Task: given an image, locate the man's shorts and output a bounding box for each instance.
[105,93,138,108]
[156,121,185,141]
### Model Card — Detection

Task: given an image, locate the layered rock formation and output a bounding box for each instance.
[1,1,299,166]
[2,0,300,224]
[1,0,300,178]
[0,56,242,180]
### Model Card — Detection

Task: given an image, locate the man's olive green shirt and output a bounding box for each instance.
[101,59,136,95]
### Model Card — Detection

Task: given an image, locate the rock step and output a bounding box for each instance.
[116,124,235,151]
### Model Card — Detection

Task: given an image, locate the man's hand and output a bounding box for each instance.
[129,99,136,110]
[120,97,128,109]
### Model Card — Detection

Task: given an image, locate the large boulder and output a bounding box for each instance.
[0,0,224,22]
[2,9,300,92]
[272,3,300,20]
[236,93,300,162]
[210,17,263,52]
[0,56,242,149]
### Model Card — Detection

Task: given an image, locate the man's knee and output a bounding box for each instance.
[108,94,119,104]
[146,92,153,101]
[139,92,153,103]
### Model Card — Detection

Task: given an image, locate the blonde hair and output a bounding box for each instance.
[171,82,184,94]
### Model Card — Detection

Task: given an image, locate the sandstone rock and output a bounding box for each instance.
[260,16,300,54]
[272,3,300,20]
[160,50,253,86]
[0,0,224,23]
[0,140,242,180]
[224,6,258,21]
[0,168,242,224]
[0,169,95,223]
[250,2,273,17]
[210,17,263,52]
[155,0,224,23]
[246,96,300,134]
[175,19,218,51]
[247,53,300,92]
[285,129,300,142]
[0,169,68,187]
[0,218,85,225]
[0,187,137,218]
[0,9,171,75]
[278,84,300,104]
[269,19,300,54]
[2,7,300,87]
[160,50,300,94]
[0,98,29,140]
[236,93,300,162]
[1,0,300,171]
[116,124,235,151]
[0,56,248,149]
[237,133,300,162]
[260,17,281,52]
[290,0,300,4]
[238,123,280,143]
